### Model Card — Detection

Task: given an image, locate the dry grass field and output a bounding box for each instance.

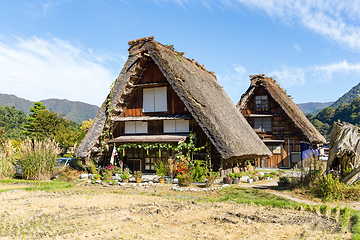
[0,182,352,239]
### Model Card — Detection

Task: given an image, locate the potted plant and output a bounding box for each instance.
[133,171,143,183]
[278,176,290,187]
[94,173,101,181]
[154,160,167,184]
[121,169,131,183]
[223,173,233,184]
[232,172,242,184]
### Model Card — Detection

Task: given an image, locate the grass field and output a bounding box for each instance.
[0,180,358,239]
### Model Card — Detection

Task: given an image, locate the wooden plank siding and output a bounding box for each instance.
[242,86,309,168]
[111,61,224,172]
[122,62,188,117]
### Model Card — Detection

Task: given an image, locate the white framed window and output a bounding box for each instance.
[254,117,271,132]
[125,121,148,134]
[164,119,189,133]
[143,87,167,112]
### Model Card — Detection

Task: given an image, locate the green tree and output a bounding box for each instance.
[23,102,82,155]
[316,107,335,125]
[0,106,27,140]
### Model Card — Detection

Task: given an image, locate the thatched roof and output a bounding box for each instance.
[237,74,326,144]
[75,37,272,159]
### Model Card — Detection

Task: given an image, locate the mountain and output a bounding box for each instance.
[297,101,334,115]
[330,82,360,109]
[0,93,99,124]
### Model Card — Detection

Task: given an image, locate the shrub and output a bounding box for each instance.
[87,160,97,174]
[0,141,16,178]
[58,166,81,182]
[175,162,188,175]
[205,171,219,186]
[154,159,167,178]
[69,158,86,172]
[177,173,193,187]
[191,160,207,182]
[18,138,58,180]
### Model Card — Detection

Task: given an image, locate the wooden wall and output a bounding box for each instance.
[242,86,309,168]
[122,61,187,117]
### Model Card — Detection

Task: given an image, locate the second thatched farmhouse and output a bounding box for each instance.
[75,37,271,173]
[237,74,326,169]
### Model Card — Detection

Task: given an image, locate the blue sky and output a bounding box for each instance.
[1,0,360,107]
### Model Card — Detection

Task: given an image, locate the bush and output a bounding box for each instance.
[0,141,16,178]
[177,173,193,187]
[191,160,207,182]
[69,158,86,172]
[18,138,58,180]
[154,159,167,178]
[58,166,81,182]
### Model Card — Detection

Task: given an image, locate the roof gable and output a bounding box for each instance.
[76,38,272,159]
[237,74,326,144]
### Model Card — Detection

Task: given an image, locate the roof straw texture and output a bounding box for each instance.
[76,39,272,159]
[237,74,326,144]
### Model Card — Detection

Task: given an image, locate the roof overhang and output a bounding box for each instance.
[263,139,285,143]
[111,114,192,122]
[107,134,188,144]
[245,114,273,117]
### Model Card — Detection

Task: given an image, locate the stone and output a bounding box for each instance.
[240,176,249,182]
[114,182,120,185]
[119,183,127,186]
[112,176,121,181]
[80,174,89,179]
[95,180,101,184]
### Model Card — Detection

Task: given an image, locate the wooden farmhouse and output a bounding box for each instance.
[237,74,326,169]
[75,37,271,173]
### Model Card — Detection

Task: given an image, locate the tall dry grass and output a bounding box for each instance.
[18,138,58,180]
[0,141,16,178]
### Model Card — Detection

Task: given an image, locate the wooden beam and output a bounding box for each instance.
[131,82,168,88]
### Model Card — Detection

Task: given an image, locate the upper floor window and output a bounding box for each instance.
[125,121,148,134]
[143,87,167,112]
[164,119,189,133]
[254,117,271,132]
[255,95,268,111]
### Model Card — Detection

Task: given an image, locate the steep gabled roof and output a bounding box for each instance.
[76,37,272,159]
[237,74,326,144]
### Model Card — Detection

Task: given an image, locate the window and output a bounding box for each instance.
[255,95,268,111]
[254,117,271,132]
[164,119,189,133]
[125,121,148,134]
[143,87,167,112]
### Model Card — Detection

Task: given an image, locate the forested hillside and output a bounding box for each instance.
[0,94,99,123]
[307,97,360,139]
[330,82,360,109]
[0,106,27,140]
[297,101,334,114]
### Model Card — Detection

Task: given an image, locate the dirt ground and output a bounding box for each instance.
[0,182,352,240]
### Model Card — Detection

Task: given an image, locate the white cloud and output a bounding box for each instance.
[311,60,360,82]
[0,36,122,106]
[269,66,306,87]
[158,0,360,51]
[267,60,360,86]
[293,43,301,52]
[26,0,70,18]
